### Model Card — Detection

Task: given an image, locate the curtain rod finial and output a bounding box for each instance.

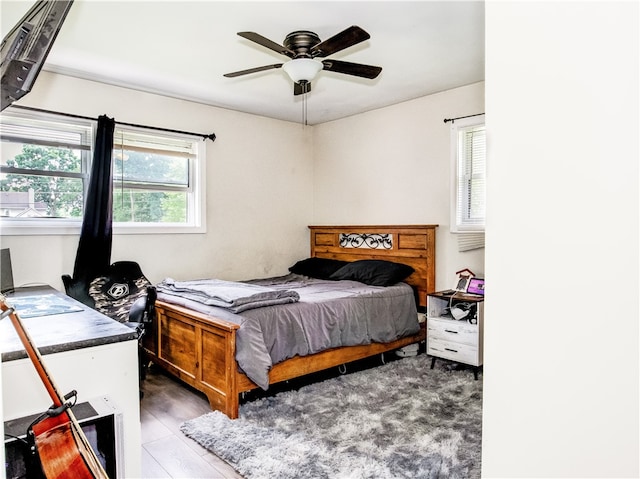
[444,113,484,124]
[203,133,216,142]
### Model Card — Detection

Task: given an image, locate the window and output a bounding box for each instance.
[111,128,200,227]
[451,115,486,233]
[0,110,205,235]
[450,115,485,251]
[0,112,91,223]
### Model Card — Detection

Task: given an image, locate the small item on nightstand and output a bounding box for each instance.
[453,269,475,292]
[440,289,457,296]
[466,277,485,296]
[450,302,475,321]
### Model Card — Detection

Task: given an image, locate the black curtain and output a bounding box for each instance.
[64,115,115,305]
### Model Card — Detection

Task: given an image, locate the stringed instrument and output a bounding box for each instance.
[0,294,110,479]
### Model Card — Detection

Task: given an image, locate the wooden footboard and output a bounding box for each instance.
[142,300,241,417]
[143,300,426,419]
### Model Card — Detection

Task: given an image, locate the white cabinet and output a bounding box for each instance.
[426,292,484,379]
[1,287,141,478]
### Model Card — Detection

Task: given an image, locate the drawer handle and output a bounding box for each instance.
[445,348,458,353]
[444,329,458,334]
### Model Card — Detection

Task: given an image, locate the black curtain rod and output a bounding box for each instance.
[9,104,216,142]
[443,112,485,124]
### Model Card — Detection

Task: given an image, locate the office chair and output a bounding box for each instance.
[62,261,156,386]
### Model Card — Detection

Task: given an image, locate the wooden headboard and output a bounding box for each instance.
[308,225,437,309]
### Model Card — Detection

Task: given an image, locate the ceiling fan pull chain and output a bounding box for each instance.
[303,89,308,126]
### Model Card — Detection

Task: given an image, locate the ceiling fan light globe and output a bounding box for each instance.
[282,58,323,83]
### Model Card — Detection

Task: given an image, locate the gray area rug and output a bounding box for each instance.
[181,354,482,479]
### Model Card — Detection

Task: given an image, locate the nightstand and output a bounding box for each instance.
[426,290,484,379]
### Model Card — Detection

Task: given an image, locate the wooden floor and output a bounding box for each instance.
[139,367,244,479]
[138,352,409,478]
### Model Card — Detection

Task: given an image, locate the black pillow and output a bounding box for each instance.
[329,259,415,287]
[288,257,349,280]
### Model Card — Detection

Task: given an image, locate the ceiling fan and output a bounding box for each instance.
[224,26,382,95]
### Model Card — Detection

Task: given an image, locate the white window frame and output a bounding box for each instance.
[450,115,486,234]
[0,110,206,235]
[110,125,206,235]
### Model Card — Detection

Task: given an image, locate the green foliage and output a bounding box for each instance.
[112,190,166,222]
[161,193,187,222]
[0,145,83,217]
[112,150,187,222]
[2,144,188,222]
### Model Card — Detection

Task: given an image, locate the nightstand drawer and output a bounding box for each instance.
[427,319,477,345]
[427,338,479,365]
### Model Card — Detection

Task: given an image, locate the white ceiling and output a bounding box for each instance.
[0,1,485,125]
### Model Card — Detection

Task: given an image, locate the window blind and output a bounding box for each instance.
[0,115,92,150]
[113,129,196,158]
[456,125,486,229]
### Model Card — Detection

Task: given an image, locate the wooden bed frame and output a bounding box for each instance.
[142,224,437,418]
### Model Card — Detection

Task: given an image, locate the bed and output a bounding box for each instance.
[142,224,437,419]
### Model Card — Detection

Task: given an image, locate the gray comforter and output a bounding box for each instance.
[157,273,419,390]
[156,277,300,313]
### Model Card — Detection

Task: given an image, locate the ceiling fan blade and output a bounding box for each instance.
[294,81,311,96]
[321,59,382,79]
[237,32,295,57]
[310,26,370,58]
[223,63,283,78]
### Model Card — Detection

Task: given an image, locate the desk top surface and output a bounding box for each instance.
[1,286,138,362]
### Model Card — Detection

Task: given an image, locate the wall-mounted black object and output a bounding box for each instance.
[0,1,74,111]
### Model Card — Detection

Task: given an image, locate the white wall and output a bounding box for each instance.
[482,2,639,477]
[0,72,315,288]
[313,83,485,289]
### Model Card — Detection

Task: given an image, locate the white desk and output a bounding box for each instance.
[1,286,141,478]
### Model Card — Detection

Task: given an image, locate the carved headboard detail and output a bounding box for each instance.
[308,225,438,309]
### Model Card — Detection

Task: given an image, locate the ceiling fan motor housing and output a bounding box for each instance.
[284,31,321,58]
